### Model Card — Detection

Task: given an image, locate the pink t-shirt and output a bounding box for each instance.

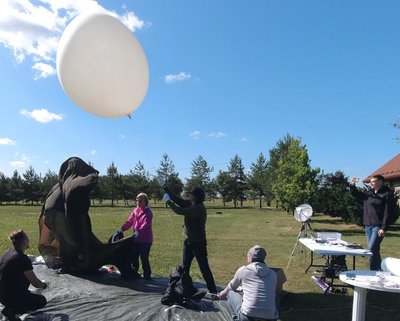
[121,206,153,243]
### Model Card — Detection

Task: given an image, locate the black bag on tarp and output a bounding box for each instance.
[161,266,206,308]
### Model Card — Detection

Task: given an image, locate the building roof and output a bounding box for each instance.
[363,153,400,183]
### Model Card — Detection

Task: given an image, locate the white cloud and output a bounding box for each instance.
[164,72,191,84]
[209,131,226,138]
[119,11,150,31]
[190,131,201,140]
[9,160,26,168]
[90,149,97,155]
[32,62,56,79]
[0,137,16,145]
[20,108,63,123]
[238,137,248,142]
[0,0,148,78]
[9,153,31,169]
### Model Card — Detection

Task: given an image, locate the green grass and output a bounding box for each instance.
[1,203,399,321]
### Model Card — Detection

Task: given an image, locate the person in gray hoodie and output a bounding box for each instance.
[218,245,278,321]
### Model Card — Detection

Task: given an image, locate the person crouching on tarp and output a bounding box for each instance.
[0,230,47,321]
[218,245,278,321]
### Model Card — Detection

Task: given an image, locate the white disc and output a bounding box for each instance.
[294,204,313,222]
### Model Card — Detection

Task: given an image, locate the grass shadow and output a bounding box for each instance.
[278,290,400,321]
[278,291,353,321]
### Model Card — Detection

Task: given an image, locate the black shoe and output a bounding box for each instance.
[191,289,207,302]
[1,307,21,321]
[121,270,142,280]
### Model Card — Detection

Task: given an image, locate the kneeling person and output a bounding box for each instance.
[0,230,47,321]
[218,245,278,321]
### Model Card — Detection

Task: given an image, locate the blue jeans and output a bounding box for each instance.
[227,291,251,321]
[365,226,384,270]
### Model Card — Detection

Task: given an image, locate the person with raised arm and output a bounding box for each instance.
[163,185,217,294]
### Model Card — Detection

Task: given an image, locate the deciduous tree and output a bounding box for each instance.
[269,134,319,212]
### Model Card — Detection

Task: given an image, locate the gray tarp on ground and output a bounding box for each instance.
[1,264,231,321]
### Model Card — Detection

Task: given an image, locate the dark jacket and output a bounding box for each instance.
[0,249,32,302]
[350,185,394,231]
[165,187,207,242]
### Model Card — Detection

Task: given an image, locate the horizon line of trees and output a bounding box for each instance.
[1,133,388,226]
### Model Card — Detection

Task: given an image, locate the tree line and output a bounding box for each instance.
[0,134,391,226]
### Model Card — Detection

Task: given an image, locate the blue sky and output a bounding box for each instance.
[0,0,399,182]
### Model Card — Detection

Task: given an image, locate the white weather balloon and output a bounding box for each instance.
[56,12,149,118]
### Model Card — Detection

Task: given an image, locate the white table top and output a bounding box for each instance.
[340,270,400,293]
[299,238,372,257]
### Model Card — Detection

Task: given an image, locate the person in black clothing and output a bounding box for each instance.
[0,230,47,321]
[163,185,217,294]
[350,174,394,270]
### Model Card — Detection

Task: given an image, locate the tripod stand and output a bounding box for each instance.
[286,219,315,270]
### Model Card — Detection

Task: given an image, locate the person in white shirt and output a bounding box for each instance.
[218,245,278,321]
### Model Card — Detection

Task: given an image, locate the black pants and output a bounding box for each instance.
[132,242,152,278]
[182,239,217,293]
[1,291,47,315]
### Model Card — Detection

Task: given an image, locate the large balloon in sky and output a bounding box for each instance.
[56,12,149,118]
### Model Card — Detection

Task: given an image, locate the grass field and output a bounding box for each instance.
[0,202,399,321]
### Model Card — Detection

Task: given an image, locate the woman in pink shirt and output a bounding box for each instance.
[119,193,153,280]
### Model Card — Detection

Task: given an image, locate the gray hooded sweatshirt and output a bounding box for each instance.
[224,262,278,320]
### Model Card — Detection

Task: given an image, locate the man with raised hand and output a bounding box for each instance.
[163,184,217,295]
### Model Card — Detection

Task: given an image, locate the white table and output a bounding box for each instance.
[299,238,372,293]
[340,270,400,321]
[299,238,372,272]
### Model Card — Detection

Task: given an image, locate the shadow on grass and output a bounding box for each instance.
[311,218,349,225]
[313,225,400,239]
[278,290,400,321]
[313,228,366,237]
[387,224,400,232]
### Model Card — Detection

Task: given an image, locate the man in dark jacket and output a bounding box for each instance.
[350,174,394,270]
[163,185,217,294]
